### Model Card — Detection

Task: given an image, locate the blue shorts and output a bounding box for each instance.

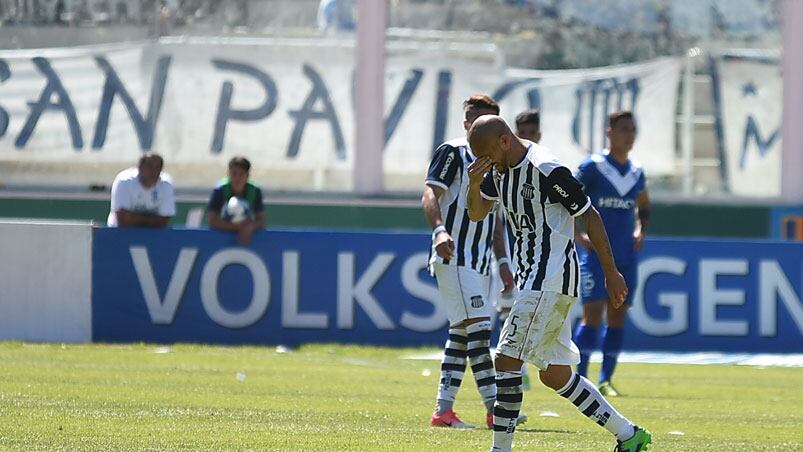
[580,260,638,306]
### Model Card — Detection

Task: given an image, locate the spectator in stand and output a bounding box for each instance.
[107,152,175,228]
[207,156,266,245]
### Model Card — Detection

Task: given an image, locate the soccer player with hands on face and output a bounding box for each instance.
[465,115,651,452]
[422,95,524,430]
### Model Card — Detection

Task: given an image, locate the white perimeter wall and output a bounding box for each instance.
[0,221,92,342]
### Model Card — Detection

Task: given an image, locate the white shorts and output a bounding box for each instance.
[432,263,492,326]
[496,290,580,371]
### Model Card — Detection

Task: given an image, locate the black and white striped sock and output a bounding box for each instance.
[435,327,468,414]
[557,371,635,441]
[491,370,522,451]
[466,320,496,412]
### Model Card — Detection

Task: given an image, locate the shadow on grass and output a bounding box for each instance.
[515,428,575,434]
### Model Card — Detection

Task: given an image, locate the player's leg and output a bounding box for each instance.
[491,290,553,452]
[459,267,497,417]
[598,263,637,395]
[430,263,474,428]
[490,353,524,452]
[541,364,650,449]
[574,264,607,377]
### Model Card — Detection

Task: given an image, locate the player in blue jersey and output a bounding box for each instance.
[573,111,651,397]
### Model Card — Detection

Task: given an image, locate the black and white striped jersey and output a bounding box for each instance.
[480,142,591,297]
[426,137,495,275]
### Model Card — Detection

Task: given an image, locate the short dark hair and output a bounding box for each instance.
[515,109,540,130]
[228,156,251,172]
[463,94,500,116]
[138,152,164,170]
[608,111,634,128]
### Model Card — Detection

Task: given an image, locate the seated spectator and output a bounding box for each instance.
[107,152,176,227]
[207,156,266,245]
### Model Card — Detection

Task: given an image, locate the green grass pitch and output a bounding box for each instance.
[1,342,801,451]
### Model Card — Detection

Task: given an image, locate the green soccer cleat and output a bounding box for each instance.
[614,426,652,452]
[598,380,621,397]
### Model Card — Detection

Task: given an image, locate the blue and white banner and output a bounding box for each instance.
[710,50,782,197]
[93,229,803,353]
[1,39,680,191]
[498,58,681,176]
[92,228,447,345]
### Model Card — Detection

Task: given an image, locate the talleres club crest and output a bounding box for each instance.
[521,183,536,200]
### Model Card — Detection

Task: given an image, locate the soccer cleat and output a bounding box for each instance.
[599,380,621,397]
[431,409,475,429]
[487,412,529,428]
[614,426,652,452]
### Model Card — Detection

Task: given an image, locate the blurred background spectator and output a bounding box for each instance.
[0,0,781,69]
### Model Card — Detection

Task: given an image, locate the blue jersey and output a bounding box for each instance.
[576,152,645,266]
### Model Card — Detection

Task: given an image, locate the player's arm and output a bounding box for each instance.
[117,209,171,228]
[466,157,495,221]
[422,184,454,259]
[492,210,514,294]
[423,144,461,259]
[579,207,627,307]
[574,217,592,251]
[634,190,651,251]
[572,162,593,250]
[208,210,242,231]
[547,167,627,307]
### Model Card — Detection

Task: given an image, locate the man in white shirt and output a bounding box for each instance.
[107,152,176,227]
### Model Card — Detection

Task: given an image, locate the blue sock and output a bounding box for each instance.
[573,324,598,377]
[600,327,624,383]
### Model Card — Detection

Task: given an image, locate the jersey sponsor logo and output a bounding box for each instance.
[553,183,570,198]
[470,295,484,308]
[509,213,535,231]
[521,183,536,200]
[597,197,636,209]
[439,153,454,180]
[570,203,579,211]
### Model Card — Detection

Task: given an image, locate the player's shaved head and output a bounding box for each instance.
[468,115,510,156]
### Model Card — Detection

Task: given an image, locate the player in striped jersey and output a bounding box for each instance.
[423,95,518,430]
[491,108,544,391]
[573,111,651,398]
[466,115,651,452]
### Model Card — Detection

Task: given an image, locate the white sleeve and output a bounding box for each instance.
[158,181,176,217]
[110,177,130,212]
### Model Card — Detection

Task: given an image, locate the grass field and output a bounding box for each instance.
[1,342,801,451]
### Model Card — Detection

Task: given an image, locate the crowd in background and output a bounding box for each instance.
[0,0,781,69]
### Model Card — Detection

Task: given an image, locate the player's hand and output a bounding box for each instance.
[633,229,645,251]
[604,270,628,309]
[467,156,493,185]
[499,262,515,295]
[434,231,455,259]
